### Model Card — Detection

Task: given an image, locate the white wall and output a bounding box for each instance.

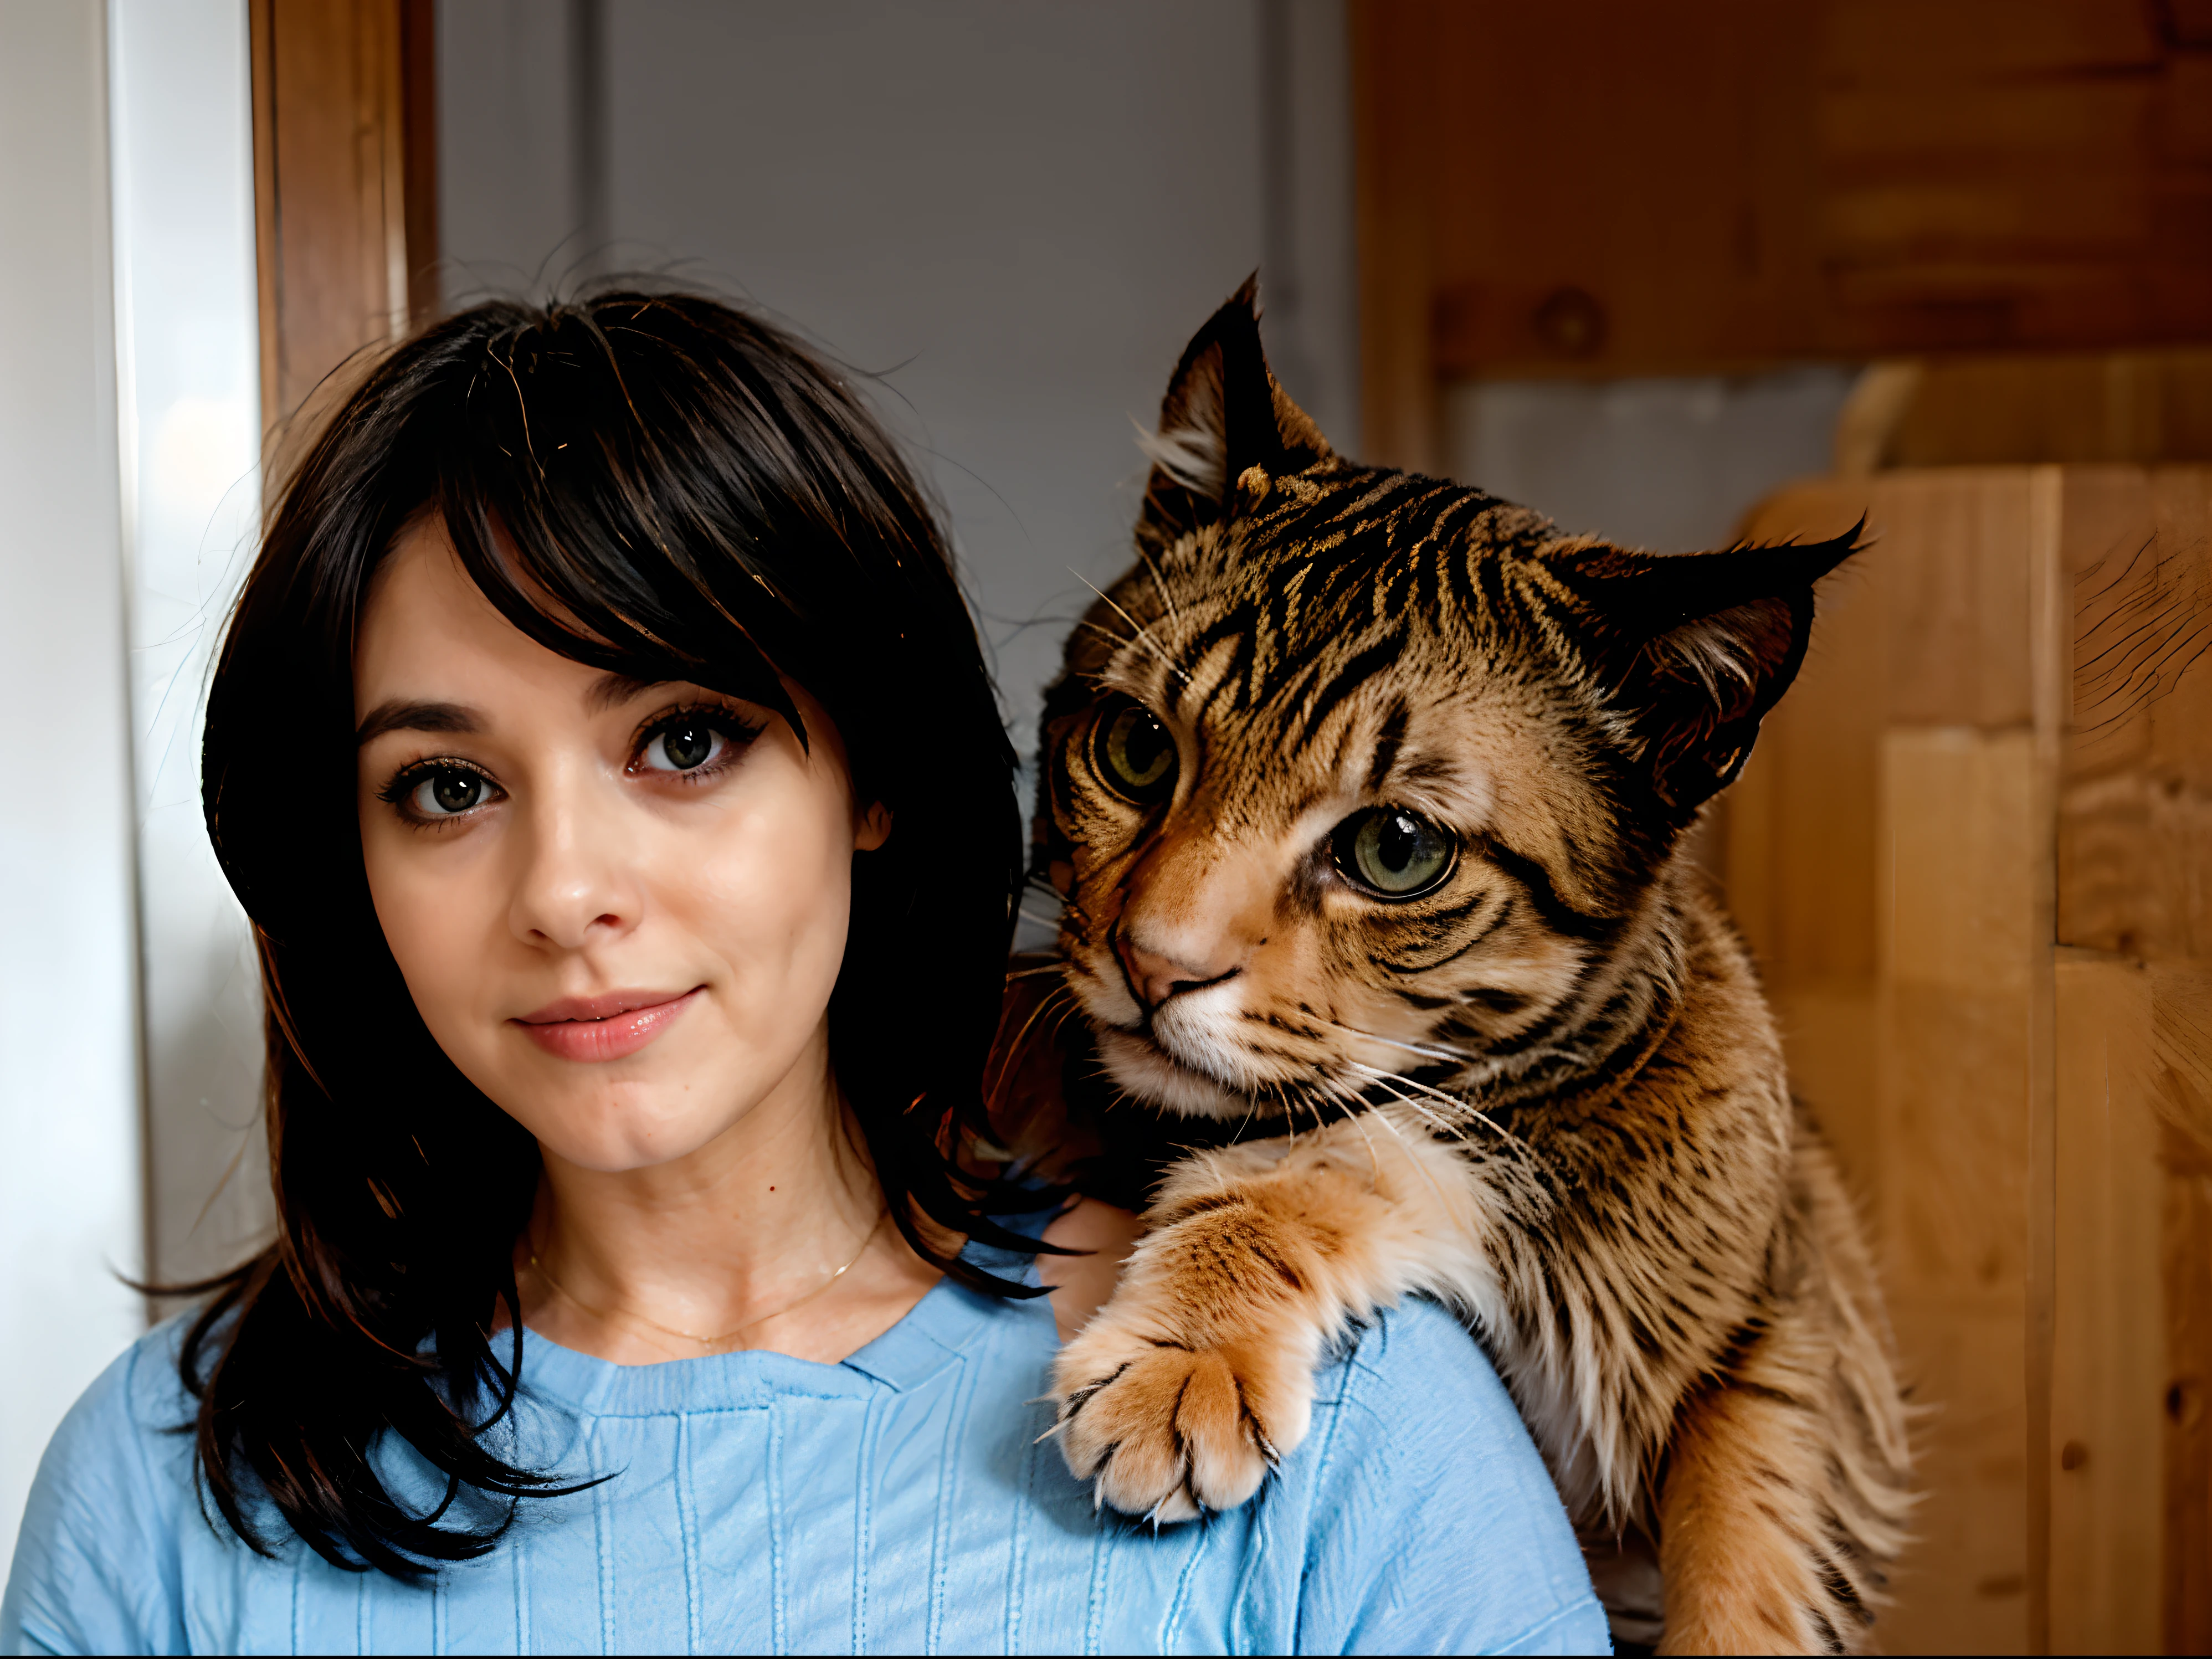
[0,0,147,1575]
[110,0,268,1293]
[1443,370,1857,553]
[440,0,1359,758]
[438,0,598,297]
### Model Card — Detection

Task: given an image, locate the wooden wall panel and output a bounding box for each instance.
[1879,727,2037,1654]
[1864,351,2212,471]
[2165,1114,2212,1654]
[2060,470,2212,961]
[1737,466,2212,1652]
[1729,475,2048,1648]
[2049,953,2164,1656]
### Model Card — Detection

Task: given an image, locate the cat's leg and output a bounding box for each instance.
[1050,1107,1494,1521]
[1654,1372,1849,1655]
[1654,1144,1911,1656]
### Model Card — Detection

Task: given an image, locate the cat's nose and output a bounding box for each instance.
[1115,932,1239,1011]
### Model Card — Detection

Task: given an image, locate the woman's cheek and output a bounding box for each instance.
[365,832,500,1060]
[689,794,853,987]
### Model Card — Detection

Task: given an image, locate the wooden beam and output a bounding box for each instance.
[400,0,438,329]
[1354,1,2212,387]
[1350,0,1438,473]
[250,0,437,465]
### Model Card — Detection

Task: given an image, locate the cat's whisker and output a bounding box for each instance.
[1071,617,1157,664]
[1129,542,1181,628]
[1346,1062,1531,1157]
[1342,1060,1472,1117]
[1343,1059,1479,1119]
[1044,995,1088,1051]
[1312,1076,1389,1188]
[1307,1013,1477,1068]
[1331,1086,1467,1211]
[1069,568,1191,686]
[990,984,1078,1103]
[1391,1076,1530,1156]
[1345,1072,1480,1150]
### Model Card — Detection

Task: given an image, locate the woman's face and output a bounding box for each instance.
[354,522,887,1172]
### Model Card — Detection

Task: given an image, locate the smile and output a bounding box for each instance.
[512,987,702,1063]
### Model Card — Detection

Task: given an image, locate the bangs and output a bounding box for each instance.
[423,294,946,758]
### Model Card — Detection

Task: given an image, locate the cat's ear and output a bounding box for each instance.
[1136,274,1333,551]
[1546,523,1864,813]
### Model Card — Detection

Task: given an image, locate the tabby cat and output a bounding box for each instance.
[1013,284,1912,1654]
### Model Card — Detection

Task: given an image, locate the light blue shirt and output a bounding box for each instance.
[3,1244,1608,1655]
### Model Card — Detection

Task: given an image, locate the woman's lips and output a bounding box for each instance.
[512,987,702,1062]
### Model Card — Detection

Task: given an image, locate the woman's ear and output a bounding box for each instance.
[855,800,892,852]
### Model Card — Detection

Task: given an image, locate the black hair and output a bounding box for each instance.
[183,290,1041,1577]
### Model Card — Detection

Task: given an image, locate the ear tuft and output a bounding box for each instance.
[1136,275,1332,553]
[1132,418,1226,501]
[1636,596,1805,805]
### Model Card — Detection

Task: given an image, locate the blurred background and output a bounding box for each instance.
[3,2,2208,1650]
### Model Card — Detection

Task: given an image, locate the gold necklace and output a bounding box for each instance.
[528,1210,888,1350]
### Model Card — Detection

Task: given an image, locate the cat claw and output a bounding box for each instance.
[1050,1312,1313,1522]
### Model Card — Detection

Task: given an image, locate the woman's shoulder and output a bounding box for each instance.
[66,1314,200,1451]
[18,1313,199,1499]
[1295,1297,1613,1656]
[1317,1295,1549,1466]
[1,1317,201,1656]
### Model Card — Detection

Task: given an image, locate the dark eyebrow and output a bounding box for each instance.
[354,700,480,747]
[355,676,679,747]
[586,671,668,716]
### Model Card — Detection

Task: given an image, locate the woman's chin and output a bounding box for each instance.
[499,1067,772,1176]
[530,1110,732,1175]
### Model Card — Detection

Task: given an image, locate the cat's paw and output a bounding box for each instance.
[1049,1305,1316,1523]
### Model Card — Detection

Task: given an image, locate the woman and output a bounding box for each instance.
[1,292,1608,1655]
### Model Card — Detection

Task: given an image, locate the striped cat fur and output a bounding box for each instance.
[1005,284,1912,1654]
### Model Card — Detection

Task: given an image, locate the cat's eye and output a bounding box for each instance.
[1333,808,1456,899]
[1091,701,1178,803]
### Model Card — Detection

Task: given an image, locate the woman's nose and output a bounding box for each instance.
[506,771,641,951]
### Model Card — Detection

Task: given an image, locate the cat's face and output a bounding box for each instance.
[1043,484,1629,1120]
[1035,284,1852,1122]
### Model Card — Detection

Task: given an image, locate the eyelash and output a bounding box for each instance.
[376,700,765,829]
[625,702,765,783]
[376,758,499,829]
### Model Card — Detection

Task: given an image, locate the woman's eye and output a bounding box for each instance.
[408,767,492,818]
[1092,703,1177,802]
[1334,808,1456,898]
[640,719,725,773]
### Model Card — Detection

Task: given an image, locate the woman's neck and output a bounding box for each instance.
[514,1033,942,1366]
